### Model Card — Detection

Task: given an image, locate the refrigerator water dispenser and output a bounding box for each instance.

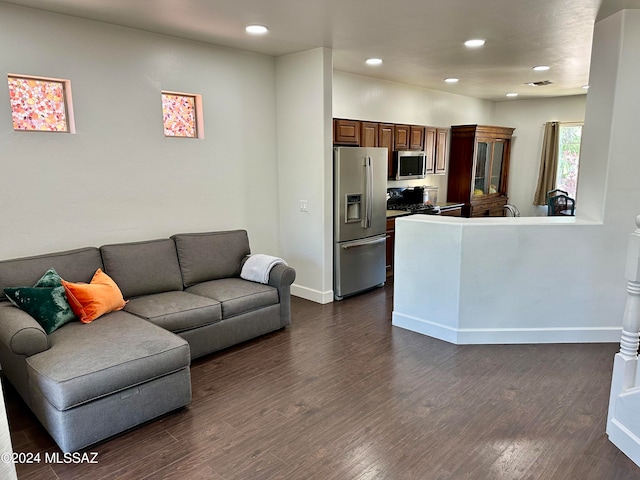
[345,194,362,223]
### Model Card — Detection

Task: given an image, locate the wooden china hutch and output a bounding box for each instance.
[446,124,515,217]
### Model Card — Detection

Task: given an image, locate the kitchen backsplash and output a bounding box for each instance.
[387,174,447,201]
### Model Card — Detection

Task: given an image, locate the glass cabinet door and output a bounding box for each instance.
[474,142,489,196]
[489,140,505,194]
[474,139,508,197]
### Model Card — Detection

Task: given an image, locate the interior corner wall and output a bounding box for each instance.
[0,4,280,259]
[595,8,640,230]
[494,96,587,217]
[578,10,624,223]
[333,72,590,218]
[276,48,334,303]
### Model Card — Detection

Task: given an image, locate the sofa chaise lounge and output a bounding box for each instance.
[0,229,295,453]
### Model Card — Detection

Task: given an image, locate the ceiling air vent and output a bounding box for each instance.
[526,80,553,87]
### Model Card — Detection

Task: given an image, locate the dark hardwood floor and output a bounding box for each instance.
[4,281,639,479]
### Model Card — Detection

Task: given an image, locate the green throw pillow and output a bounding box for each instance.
[35,268,65,288]
[3,268,76,334]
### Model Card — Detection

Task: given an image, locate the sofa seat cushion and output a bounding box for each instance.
[185,278,279,319]
[26,311,190,411]
[124,291,222,333]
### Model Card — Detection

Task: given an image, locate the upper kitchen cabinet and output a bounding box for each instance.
[396,124,424,151]
[425,127,449,175]
[425,127,436,173]
[378,123,394,179]
[447,125,515,217]
[435,128,449,174]
[360,121,379,147]
[409,126,425,150]
[332,119,446,179]
[394,125,410,150]
[334,119,360,145]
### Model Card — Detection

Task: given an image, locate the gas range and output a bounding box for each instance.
[386,186,440,215]
[388,203,441,215]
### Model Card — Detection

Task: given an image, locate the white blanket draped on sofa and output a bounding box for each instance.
[241,254,287,284]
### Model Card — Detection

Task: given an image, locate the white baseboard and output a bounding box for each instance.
[291,284,334,304]
[608,418,640,468]
[392,311,622,344]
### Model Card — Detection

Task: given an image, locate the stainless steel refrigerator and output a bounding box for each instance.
[334,146,388,300]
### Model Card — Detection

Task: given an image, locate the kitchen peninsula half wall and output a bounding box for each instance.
[391,215,620,345]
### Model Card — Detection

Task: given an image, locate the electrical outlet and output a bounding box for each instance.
[299,200,308,212]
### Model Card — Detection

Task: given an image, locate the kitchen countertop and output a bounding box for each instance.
[435,202,465,210]
[386,202,465,218]
[386,210,413,219]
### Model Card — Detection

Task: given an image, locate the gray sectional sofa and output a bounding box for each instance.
[0,230,295,453]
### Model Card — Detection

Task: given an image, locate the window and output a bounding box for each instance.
[7,74,75,133]
[556,123,583,198]
[161,91,204,138]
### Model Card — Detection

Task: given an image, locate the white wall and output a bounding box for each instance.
[585,9,640,230]
[277,48,334,303]
[0,4,280,259]
[333,71,495,126]
[494,96,587,216]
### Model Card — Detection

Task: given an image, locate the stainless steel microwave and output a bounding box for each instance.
[394,151,427,180]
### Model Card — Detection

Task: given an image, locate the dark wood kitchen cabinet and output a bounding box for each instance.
[395,124,424,151]
[386,218,396,277]
[409,125,425,150]
[394,125,410,150]
[435,128,449,174]
[447,124,515,217]
[425,127,436,173]
[378,123,395,179]
[333,118,450,179]
[334,119,360,145]
[425,127,449,175]
[360,121,379,147]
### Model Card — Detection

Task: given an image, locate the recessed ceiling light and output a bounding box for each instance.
[444,78,459,83]
[533,65,550,71]
[365,58,383,66]
[506,93,519,97]
[582,85,590,89]
[464,39,485,48]
[245,24,268,35]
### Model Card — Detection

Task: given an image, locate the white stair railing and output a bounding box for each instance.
[607,215,640,466]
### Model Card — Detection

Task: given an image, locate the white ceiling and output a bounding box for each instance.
[2,0,634,101]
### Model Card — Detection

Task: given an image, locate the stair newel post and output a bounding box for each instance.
[621,215,640,360]
[608,216,640,425]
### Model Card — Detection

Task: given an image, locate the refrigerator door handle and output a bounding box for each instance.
[341,236,386,250]
[363,156,373,229]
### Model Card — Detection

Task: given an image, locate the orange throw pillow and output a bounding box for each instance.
[61,269,127,323]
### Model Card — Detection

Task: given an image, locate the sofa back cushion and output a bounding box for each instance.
[100,239,183,299]
[172,230,250,287]
[0,248,103,301]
